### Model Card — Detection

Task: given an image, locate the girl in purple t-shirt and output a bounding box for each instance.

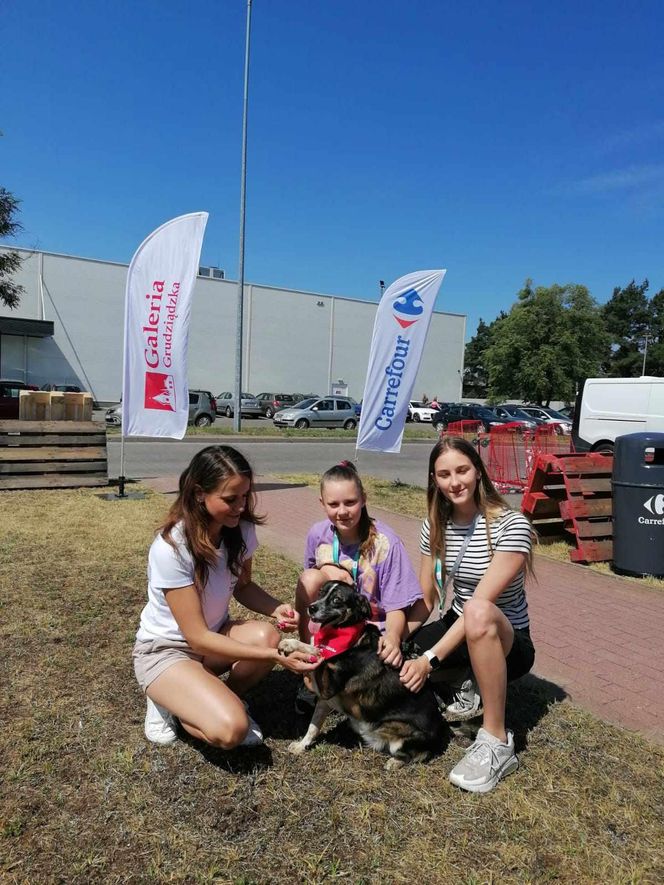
[296,461,424,672]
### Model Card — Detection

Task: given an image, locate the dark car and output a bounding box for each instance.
[433,403,513,433]
[0,379,39,419]
[41,383,82,393]
[255,392,296,419]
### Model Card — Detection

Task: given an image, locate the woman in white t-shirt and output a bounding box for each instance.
[133,445,319,749]
[400,436,535,793]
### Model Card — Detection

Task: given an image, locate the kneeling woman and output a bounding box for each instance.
[400,437,535,793]
[133,445,318,749]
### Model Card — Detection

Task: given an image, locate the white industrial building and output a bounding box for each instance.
[0,246,466,406]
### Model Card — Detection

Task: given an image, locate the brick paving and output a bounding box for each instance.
[143,474,664,744]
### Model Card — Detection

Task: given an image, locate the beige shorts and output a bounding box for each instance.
[132,636,204,693]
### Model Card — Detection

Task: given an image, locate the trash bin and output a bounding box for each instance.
[612,432,664,577]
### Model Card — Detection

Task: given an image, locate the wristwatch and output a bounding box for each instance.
[423,649,440,670]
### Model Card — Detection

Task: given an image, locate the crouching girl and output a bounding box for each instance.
[133,445,319,749]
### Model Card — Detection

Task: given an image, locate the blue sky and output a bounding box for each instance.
[3,0,664,339]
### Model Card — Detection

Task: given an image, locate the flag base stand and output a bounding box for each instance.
[97,476,146,501]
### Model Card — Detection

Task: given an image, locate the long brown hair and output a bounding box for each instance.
[320,461,378,560]
[426,436,533,591]
[161,445,265,593]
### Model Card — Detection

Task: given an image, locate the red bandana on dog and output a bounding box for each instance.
[314,622,365,659]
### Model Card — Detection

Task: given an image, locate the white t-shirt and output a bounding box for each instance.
[136,520,258,643]
[419,509,532,629]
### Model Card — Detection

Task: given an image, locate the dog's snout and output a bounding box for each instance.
[307,601,322,618]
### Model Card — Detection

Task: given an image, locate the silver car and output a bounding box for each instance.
[104,390,216,428]
[273,396,358,429]
[520,405,572,434]
[215,391,262,418]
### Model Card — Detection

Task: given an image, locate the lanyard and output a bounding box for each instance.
[332,530,360,584]
[435,514,479,604]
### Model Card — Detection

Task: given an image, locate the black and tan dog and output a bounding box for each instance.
[278,580,446,768]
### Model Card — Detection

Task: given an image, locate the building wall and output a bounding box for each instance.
[0,247,466,404]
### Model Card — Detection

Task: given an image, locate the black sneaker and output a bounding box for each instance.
[294,682,316,717]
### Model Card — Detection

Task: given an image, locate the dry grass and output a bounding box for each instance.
[1,487,664,883]
[276,474,664,592]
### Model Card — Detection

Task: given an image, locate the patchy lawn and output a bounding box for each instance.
[1,487,663,883]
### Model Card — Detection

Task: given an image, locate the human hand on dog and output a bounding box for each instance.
[273,603,299,632]
[399,656,430,693]
[275,648,322,674]
[378,633,403,668]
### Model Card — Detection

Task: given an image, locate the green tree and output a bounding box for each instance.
[484,280,610,404]
[601,279,650,377]
[0,187,24,309]
[644,287,664,376]
[462,314,506,397]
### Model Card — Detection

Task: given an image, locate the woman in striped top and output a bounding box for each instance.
[400,436,535,793]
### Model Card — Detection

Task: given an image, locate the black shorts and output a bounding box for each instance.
[407,608,535,683]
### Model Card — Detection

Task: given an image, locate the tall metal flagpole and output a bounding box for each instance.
[234,0,252,433]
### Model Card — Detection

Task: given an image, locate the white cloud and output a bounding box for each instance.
[571,164,664,194]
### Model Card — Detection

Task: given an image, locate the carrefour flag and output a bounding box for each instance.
[122,212,208,439]
[356,269,446,454]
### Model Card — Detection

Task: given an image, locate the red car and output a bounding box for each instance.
[0,379,39,418]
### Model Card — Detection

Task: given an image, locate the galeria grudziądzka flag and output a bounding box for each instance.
[356,269,446,454]
[122,212,208,439]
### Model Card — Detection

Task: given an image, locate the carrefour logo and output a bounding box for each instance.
[393,288,423,329]
[644,494,664,516]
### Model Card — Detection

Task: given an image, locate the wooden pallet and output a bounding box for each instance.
[0,420,108,490]
[521,452,614,563]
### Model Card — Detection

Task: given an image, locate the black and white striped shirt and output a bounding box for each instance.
[419,510,531,629]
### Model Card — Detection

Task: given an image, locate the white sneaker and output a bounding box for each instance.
[144,697,178,745]
[239,702,264,748]
[445,677,483,722]
[448,727,519,793]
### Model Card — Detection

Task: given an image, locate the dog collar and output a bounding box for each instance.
[314,622,365,659]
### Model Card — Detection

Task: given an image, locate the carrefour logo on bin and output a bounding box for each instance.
[393,288,423,329]
[644,494,664,516]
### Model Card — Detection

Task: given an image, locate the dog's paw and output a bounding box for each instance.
[278,638,311,656]
[385,756,407,771]
[287,739,309,755]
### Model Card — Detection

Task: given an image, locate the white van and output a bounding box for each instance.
[573,376,664,453]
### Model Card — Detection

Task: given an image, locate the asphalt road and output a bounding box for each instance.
[106,436,434,487]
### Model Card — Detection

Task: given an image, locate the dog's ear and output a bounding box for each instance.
[357,595,372,621]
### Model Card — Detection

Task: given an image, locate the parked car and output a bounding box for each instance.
[520,405,572,434]
[573,376,664,453]
[215,391,262,418]
[189,389,217,426]
[407,401,437,423]
[493,404,545,429]
[434,404,515,433]
[105,403,123,426]
[41,383,82,392]
[291,393,319,404]
[558,404,575,420]
[105,390,217,428]
[273,396,358,429]
[255,392,297,419]
[0,379,39,418]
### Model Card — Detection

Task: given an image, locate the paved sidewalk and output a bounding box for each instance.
[143,474,664,744]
